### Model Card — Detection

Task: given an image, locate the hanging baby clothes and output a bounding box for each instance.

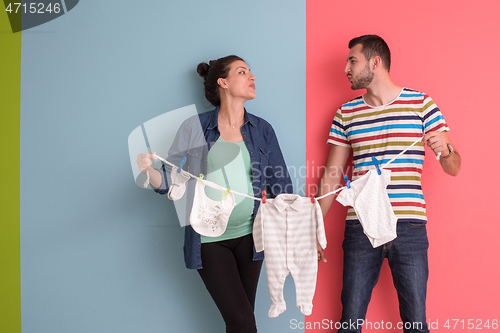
[167,166,191,201]
[253,194,327,318]
[190,179,236,237]
[336,169,397,248]
[333,137,424,248]
[150,137,423,246]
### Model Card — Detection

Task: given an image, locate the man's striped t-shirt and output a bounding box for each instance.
[327,87,449,224]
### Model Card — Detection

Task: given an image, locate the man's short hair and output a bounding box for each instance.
[349,35,391,72]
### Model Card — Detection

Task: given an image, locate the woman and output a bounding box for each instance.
[136,55,292,332]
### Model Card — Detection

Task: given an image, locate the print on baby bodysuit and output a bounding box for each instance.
[190,179,236,237]
[336,169,397,247]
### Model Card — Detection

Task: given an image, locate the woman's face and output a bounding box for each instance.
[218,60,256,102]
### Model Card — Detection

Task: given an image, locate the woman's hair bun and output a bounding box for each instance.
[196,62,210,79]
[197,55,244,107]
[197,60,219,79]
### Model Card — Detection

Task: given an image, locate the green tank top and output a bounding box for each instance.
[201,137,254,243]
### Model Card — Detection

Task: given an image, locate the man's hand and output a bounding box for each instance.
[317,238,327,263]
[422,131,461,176]
[422,131,449,158]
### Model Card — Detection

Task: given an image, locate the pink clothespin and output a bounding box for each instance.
[309,189,316,203]
[262,190,267,204]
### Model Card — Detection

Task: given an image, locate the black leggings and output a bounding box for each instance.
[198,234,263,333]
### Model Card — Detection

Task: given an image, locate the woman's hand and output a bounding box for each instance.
[136,152,162,189]
[136,152,157,175]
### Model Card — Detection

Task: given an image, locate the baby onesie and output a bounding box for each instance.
[336,169,397,247]
[167,165,191,201]
[253,194,327,317]
[190,179,236,237]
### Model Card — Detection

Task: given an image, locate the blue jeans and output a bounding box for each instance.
[339,222,430,333]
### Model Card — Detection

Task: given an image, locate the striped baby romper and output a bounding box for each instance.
[253,194,327,317]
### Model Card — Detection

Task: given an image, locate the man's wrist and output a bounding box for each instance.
[442,143,455,158]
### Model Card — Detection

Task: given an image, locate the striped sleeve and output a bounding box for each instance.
[252,203,265,252]
[327,109,350,147]
[422,94,450,133]
[314,201,327,249]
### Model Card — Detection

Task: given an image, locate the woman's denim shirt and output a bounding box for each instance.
[153,107,293,269]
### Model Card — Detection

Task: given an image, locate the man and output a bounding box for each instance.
[317,35,461,333]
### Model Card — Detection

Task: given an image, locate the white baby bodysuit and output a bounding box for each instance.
[336,169,397,248]
[253,194,327,318]
[167,166,191,201]
[190,179,236,237]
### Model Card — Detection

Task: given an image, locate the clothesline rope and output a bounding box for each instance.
[145,136,424,202]
[311,136,424,201]
[152,155,262,201]
[381,136,424,168]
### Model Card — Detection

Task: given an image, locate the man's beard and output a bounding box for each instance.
[351,64,374,90]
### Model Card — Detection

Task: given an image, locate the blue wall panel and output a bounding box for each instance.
[20,1,305,332]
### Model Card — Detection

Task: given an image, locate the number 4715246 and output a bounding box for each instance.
[443,319,498,330]
[5,3,61,14]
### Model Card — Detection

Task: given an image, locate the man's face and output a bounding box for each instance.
[345,44,374,90]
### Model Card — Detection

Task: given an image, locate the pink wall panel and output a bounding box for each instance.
[306,0,500,331]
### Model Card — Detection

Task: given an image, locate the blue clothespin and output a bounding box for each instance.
[177,156,187,173]
[372,156,381,175]
[343,175,351,189]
